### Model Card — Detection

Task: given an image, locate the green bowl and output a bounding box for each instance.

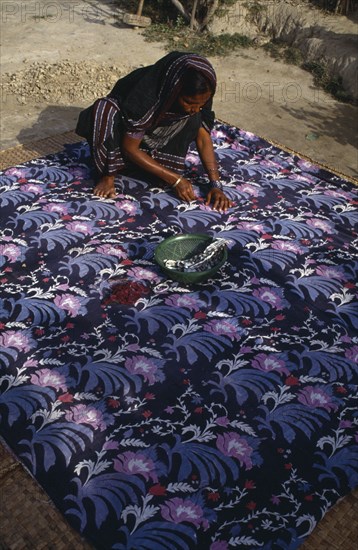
[154,233,227,284]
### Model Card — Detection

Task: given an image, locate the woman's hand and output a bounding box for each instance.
[206,188,234,212]
[173,177,197,202]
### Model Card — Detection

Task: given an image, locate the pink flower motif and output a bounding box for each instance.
[204,319,244,341]
[237,221,265,233]
[23,359,39,369]
[315,265,346,280]
[30,368,67,391]
[20,184,42,194]
[185,153,200,165]
[253,286,284,309]
[43,203,68,214]
[0,243,21,262]
[115,200,138,214]
[0,330,32,352]
[306,218,333,232]
[297,386,337,411]
[127,266,160,282]
[345,345,358,364]
[237,183,259,197]
[124,356,162,384]
[216,432,253,469]
[215,416,230,426]
[114,451,158,482]
[65,404,106,430]
[54,294,82,316]
[252,353,289,375]
[66,221,94,235]
[97,244,126,259]
[5,167,26,177]
[160,498,208,529]
[165,294,203,311]
[271,240,303,254]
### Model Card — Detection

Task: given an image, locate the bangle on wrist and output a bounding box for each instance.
[209,180,223,190]
[172,176,182,188]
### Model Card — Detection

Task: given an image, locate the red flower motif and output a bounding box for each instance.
[104,281,150,306]
[275,314,285,321]
[145,392,155,400]
[246,501,257,510]
[285,375,300,386]
[142,410,152,418]
[149,484,167,496]
[344,282,355,289]
[58,392,74,403]
[207,492,220,501]
[194,311,207,319]
[336,386,347,394]
[183,379,190,385]
[194,407,203,414]
[284,463,292,470]
[304,494,314,501]
[242,319,252,326]
[245,480,256,489]
[107,398,120,408]
[121,259,133,265]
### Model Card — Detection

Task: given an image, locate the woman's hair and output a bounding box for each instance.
[180,68,215,96]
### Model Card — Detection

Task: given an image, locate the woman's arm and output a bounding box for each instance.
[122,133,196,202]
[196,127,234,212]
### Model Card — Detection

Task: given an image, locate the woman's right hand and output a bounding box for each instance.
[173,177,196,202]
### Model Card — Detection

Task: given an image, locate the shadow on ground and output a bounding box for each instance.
[16,105,83,146]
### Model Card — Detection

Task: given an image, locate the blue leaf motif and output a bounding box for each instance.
[0,190,39,208]
[9,209,57,230]
[332,302,358,330]
[163,437,239,486]
[257,404,330,443]
[59,253,117,277]
[167,208,220,230]
[164,330,228,363]
[246,249,298,271]
[124,304,188,336]
[20,422,93,474]
[66,473,144,530]
[75,200,127,220]
[315,446,358,489]
[203,289,270,317]
[293,349,357,382]
[209,370,280,405]
[115,521,196,550]
[31,229,82,251]
[273,219,319,239]
[10,296,65,325]
[0,385,55,426]
[73,358,142,395]
[288,276,342,301]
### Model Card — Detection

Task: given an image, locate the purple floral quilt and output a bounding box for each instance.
[0,122,357,550]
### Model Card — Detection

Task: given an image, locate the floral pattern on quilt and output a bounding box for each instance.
[0,123,357,550]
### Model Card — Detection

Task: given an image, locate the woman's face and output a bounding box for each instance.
[176,90,212,115]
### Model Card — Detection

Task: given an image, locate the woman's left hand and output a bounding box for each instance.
[205,189,235,212]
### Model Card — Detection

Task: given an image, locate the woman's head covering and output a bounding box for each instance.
[108,51,216,133]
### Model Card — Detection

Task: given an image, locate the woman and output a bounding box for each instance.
[76,51,233,211]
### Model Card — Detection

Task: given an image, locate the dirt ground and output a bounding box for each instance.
[0,0,357,179]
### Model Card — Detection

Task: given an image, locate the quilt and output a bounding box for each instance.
[0,122,357,549]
